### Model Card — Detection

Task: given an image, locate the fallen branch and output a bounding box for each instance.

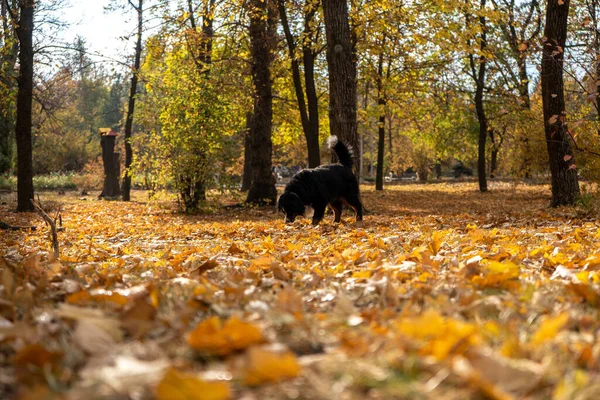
[31,200,60,259]
[0,221,36,231]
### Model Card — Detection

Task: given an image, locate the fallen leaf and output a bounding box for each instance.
[531,313,569,346]
[156,368,230,400]
[187,316,264,355]
[243,347,301,386]
[191,258,219,276]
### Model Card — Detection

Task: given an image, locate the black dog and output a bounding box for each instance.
[277,136,363,225]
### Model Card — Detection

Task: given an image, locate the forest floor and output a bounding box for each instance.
[1,181,600,399]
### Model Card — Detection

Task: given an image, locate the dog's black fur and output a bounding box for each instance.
[277,136,363,225]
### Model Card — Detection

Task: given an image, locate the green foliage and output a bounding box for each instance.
[136,37,246,208]
[0,173,77,190]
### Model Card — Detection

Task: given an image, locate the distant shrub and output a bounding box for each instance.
[73,159,104,194]
[0,173,78,191]
[0,175,16,190]
[34,173,77,190]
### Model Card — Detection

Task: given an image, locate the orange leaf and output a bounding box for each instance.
[156,368,230,400]
[243,347,301,386]
[187,317,264,355]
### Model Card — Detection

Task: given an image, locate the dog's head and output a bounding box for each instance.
[277,192,305,223]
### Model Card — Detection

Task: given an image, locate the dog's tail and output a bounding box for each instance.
[327,136,354,169]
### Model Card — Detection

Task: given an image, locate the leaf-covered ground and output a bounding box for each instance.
[2,182,600,399]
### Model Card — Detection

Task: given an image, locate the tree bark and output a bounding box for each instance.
[99,134,121,199]
[322,0,358,163]
[0,0,17,174]
[541,0,579,206]
[241,112,253,192]
[121,0,143,201]
[303,2,320,167]
[489,129,497,178]
[245,0,277,205]
[589,0,600,136]
[375,47,385,191]
[15,0,34,212]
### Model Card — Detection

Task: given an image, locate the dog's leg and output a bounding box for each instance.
[330,200,343,223]
[312,202,326,225]
[344,195,363,221]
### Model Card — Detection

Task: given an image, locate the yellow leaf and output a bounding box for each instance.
[429,230,445,254]
[251,256,274,270]
[156,368,230,400]
[243,347,301,386]
[531,313,569,345]
[187,317,264,355]
[394,310,478,359]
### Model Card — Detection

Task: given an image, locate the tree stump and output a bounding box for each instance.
[99,129,121,199]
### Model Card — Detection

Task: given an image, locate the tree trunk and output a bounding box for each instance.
[245,0,277,205]
[0,0,17,174]
[303,1,320,168]
[517,55,533,178]
[541,0,579,206]
[322,0,358,163]
[468,0,488,193]
[476,85,488,192]
[99,134,121,199]
[375,47,385,191]
[591,0,600,136]
[375,111,385,191]
[241,112,253,192]
[15,0,34,212]
[489,128,498,178]
[277,0,317,167]
[121,0,143,202]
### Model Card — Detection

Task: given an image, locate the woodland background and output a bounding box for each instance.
[1,0,599,209]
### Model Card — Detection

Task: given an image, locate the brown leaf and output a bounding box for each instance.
[120,295,157,338]
[13,344,63,385]
[73,319,117,355]
[270,260,290,281]
[190,258,219,276]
